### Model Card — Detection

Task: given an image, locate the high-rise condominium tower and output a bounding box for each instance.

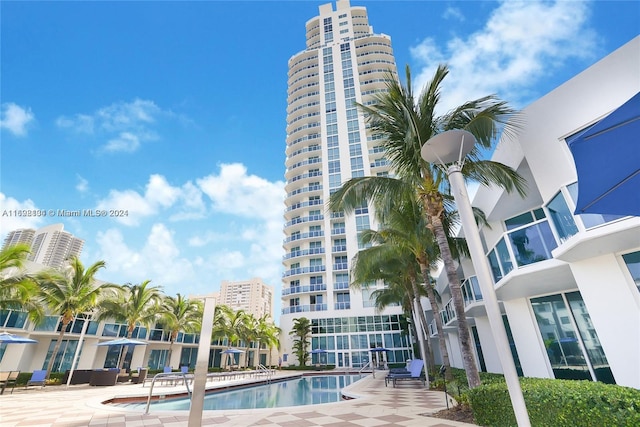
[219,278,274,318]
[280,0,412,368]
[2,223,84,269]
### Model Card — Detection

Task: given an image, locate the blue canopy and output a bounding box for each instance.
[0,332,37,344]
[568,91,640,216]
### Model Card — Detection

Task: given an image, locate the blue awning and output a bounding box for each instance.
[568,91,640,216]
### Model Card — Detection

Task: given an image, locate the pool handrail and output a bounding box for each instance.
[144,371,192,415]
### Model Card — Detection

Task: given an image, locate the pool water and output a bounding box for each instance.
[117,374,364,411]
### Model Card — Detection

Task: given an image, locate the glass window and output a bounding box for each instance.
[531,292,613,383]
[567,183,624,227]
[507,222,558,266]
[505,212,534,230]
[547,191,579,242]
[622,251,640,292]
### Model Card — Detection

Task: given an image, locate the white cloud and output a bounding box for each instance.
[96,174,184,226]
[76,175,90,193]
[95,224,196,292]
[0,193,44,236]
[443,6,464,22]
[0,103,34,136]
[103,132,141,153]
[410,0,599,112]
[197,163,286,222]
[56,98,168,153]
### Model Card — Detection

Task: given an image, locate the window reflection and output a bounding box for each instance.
[531,292,613,383]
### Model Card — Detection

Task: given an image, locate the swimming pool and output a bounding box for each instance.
[114,374,364,411]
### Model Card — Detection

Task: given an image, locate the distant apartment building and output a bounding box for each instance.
[217,278,274,318]
[279,0,412,368]
[2,223,84,269]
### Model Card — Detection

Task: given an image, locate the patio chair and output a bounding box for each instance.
[26,369,47,389]
[131,368,147,384]
[180,366,189,374]
[3,371,20,394]
[385,359,425,387]
[0,372,10,394]
[163,366,172,373]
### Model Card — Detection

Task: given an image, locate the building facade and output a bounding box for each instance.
[429,37,640,389]
[279,0,413,368]
[2,223,85,269]
[218,278,274,318]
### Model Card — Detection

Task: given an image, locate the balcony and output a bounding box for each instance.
[282,283,327,296]
[282,304,328,315]
[283,247,325,260]
[334,302,351,310]
[282,265,326,278]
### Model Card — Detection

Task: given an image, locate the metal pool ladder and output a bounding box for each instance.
[144,371,192,415]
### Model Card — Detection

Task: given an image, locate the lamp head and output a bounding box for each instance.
[421,129,476,165]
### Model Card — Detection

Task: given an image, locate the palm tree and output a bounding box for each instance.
[350,230,435,371]
[36,256,116,378]
[254,314,281,368]
[97,280,162,369]
[365,193,464,380]
[158,293,203,368]
[289,317,311,367]
[329,64,526,388]
[0,244,42,322]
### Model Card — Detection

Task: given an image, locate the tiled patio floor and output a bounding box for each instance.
[0,371,478,426]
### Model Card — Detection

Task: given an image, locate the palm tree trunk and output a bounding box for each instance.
[410,278,435,371]
[427,207,481,388]
[45,324,68,379]
[420,264,453,382]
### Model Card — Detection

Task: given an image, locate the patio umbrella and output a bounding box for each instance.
[0,332,37,344]
[568,91,640,217]
[96,338,148,347]
[221,348,244,370]
[369,347,389,352]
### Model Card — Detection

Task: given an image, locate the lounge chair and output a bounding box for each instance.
[0,372,10,394]
[3,371,20,394]
[385,359,425,387]
[131,368,147,384]
[26,369,47,389]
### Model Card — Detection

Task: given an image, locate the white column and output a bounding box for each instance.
[188,297,216,426]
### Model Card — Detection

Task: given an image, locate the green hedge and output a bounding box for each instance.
[468,378,640,427]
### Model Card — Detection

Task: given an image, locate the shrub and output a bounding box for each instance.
[468,377,640,427]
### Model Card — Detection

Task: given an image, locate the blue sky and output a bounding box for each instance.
[1,0,638,322]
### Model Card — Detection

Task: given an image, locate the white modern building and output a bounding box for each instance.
[2,223,84,269]
[279,0,413,368]
[429,36,640,389]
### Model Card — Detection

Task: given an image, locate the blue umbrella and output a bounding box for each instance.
[96,338,148,346]
[0,332,37,344]
[221,348,244,354]
[310,348,327,354]
[369,347,389,352]
[568,91,640,216]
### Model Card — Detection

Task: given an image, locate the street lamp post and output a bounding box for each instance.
[421,130,531,427]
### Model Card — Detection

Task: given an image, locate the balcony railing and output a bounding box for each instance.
[283,247,325,260]
[281,283,327,295]
[282,265,326,277]
[334,302,351,310]
[282,304,328,315]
